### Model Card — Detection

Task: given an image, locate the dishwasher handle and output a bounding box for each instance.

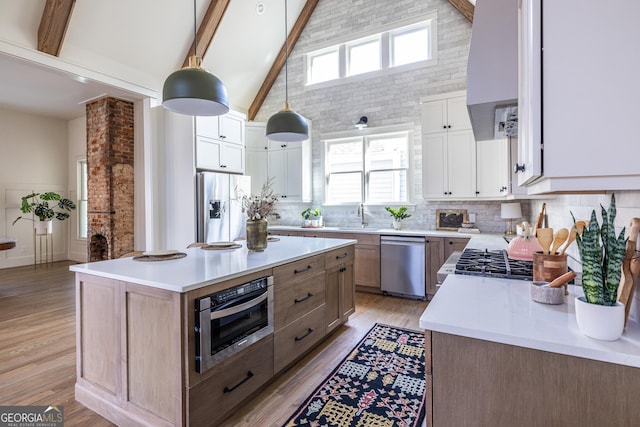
[380,235,425,245]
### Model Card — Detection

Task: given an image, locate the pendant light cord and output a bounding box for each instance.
[284,0,289,104]
[193,0,198,57]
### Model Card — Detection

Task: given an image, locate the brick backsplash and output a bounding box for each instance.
[254,0,508,232]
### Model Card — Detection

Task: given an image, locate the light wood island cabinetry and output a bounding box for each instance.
[73,241,355,427]
[324,246,355,333]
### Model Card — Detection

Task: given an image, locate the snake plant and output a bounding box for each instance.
[572,194,627,306]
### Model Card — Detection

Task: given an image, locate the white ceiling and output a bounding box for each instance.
[0,0,306,120]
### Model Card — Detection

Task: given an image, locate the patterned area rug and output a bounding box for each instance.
[284,323,426,427]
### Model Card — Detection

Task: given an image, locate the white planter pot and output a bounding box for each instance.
[34,220,53,235]
[393,219,403,230]
[574,296,625,341]
[303,219,312,227]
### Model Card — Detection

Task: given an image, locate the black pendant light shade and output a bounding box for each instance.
[162,0,229,116]
[266,0,309,142]
[266,102,309,142]
[163,57,229,116]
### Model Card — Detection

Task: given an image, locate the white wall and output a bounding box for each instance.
[0,108,69,268]
[67,115,87,262]
[530,192,640,322]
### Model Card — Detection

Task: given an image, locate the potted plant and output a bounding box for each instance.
[240,179,279,252]
[385,206,411,230]
[572,194,627,340]
[301,208,322,227]
[13,191,76,235]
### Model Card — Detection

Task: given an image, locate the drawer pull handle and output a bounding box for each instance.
[223,370,254,393]
[295,328,314,341]
[294,292,314,303]
[339,267,346,273]
[336,252,349,259]
[294,265,312,274]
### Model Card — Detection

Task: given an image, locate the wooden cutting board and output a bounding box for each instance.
[533,203,546,237]
[618,218,640,326]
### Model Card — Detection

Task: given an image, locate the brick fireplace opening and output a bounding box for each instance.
[86,97,134,261]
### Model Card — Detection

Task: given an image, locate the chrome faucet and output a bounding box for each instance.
[358,203,367,227]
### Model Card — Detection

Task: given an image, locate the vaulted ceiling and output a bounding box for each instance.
[0,0,473,121]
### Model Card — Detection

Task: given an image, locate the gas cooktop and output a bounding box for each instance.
[455,248,533,281]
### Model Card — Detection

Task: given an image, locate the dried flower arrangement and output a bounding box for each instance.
[239,178,280,221]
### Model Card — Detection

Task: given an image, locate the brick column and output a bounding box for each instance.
[86,97,134,260]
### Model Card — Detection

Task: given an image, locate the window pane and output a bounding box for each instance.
[327,172,362,203]
[78,160,88,239]
[347,39,380,76]
[309,50,339,84]
[368,170,408,203]
[326,140,362,173]
[367,135,409,170]
[392,27,429,67]
[78,200,88,239]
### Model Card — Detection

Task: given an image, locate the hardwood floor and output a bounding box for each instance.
[0,261,428,426]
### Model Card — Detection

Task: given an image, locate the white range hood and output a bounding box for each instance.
[466,0,518,141]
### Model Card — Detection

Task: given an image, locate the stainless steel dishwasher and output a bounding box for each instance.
[380,235,426,300]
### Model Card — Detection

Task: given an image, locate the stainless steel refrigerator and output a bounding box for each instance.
[196,172,251,243]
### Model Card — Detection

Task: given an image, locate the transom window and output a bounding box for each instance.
[306,15,437,86]
[324,132,411,204]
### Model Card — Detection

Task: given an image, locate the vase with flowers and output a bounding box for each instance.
[240,178,279,252]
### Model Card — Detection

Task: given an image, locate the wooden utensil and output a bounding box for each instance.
[549,228,569,255]
[549,271,577,288]
[560,227,576,255]
[618,218,640,326]
[575,220,587,236]
[536,228,553,255]
[533,203,546,237]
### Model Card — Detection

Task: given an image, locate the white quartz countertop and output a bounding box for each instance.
[420,275,640,367]
[70,236,356,293]
[269,225,500,241]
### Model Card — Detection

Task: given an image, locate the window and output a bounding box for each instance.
[325,132,410,204]
[78,160,88,239]
[308,48,339,85]
[347,37,381,76]
[306,15,437,86]
[390,23,431,67]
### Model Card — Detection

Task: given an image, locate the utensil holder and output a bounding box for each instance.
[533,252,568,282]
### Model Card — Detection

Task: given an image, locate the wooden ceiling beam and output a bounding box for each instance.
[448,0,474,22]
[181,0,231,68]
[37,0,76,56]
[248,0,319,121]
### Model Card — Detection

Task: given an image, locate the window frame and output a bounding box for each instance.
[323,130,413,206]
[77,159,88,240]
[305,12,438,88]
[389,21,433,68]
[345,34,382,77]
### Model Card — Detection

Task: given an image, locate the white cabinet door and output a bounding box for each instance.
[422,99,448,134]
[219,114,244,145]
[447,130,476,198]
[195,116,220,139]
[447,96,472,131]
[517,0,542,186]
[476,139,509,198]
[422,133,448,198]
[245,123,268,149]
[267,146,304,201]
[245,147,269,195]
[267,149,287,198]
[285,147,303,200]
[220,143,244,173]
[196,136,222,171]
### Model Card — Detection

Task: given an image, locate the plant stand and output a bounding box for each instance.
[34,229,53,269]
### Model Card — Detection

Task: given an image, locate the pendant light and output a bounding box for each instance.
[266,0,309,142]
[162,0,229,116]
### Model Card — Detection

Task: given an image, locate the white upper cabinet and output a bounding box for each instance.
[476,139,509,198]
[517,0,640,193]
[243,122,312,202]
[195,111,246,173]
[422,92,472,134]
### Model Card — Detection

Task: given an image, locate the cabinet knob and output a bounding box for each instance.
[500,186,508,192]
[475,191,480,195]
[219,135,226,139]
[514,163,526,173]
[443,125,447,129]
[220,164,227,168]
[447,125,451,128]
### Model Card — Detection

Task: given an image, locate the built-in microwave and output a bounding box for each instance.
[194,276,274,373]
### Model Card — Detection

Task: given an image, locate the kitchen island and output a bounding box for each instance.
[420,238,640,426]
[70,236,356,427]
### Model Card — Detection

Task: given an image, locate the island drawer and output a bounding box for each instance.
[274,304,326,373]
[274,271,325,331]
[324,246,355,270]
[188,335,274,426]
[273,254,325,285]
